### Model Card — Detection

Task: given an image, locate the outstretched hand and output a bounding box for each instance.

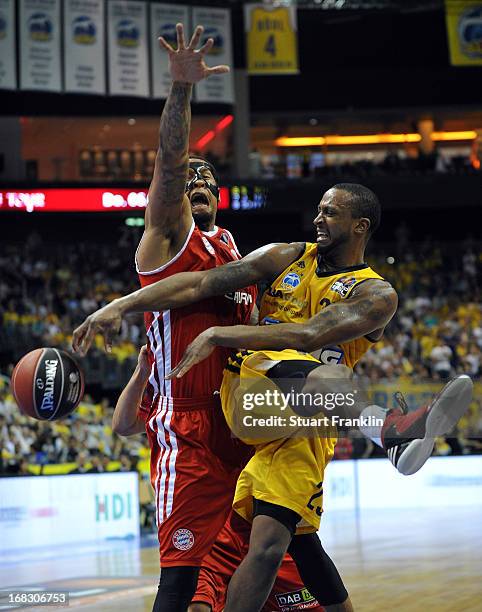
[166,328,216,379]
[159,23,229,84]
[72,301,123,356]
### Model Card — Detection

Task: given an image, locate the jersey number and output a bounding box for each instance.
[264,34,276,56]
[307,481,323,517]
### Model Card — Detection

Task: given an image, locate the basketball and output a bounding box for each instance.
[11,348,85,421]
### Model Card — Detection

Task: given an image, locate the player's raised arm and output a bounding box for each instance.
[137,23,229,271]
[72,242,304,356]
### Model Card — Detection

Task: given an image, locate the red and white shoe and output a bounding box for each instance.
[381,375,473,475]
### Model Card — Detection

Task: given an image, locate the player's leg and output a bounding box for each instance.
[153,567,200,612]
[288,533,353,612]
[360,374,473,474]
[267,356,474,475]
[188,565,219,612]
[224,501,299,612]
[191,508,325,612]
[152,406,242,611]
[266,553,324,611]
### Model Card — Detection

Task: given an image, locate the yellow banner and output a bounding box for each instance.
[445,1,482,65]
[370,380,481,411]
[244,4,299,75]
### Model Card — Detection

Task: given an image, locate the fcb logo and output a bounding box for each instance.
[220,232,230,245]
[72,16,96,45]
[28,12,53,42]
[280,272,301,291]
[116,19,139,47]
[172,528,195,551]
[458,6,482,59]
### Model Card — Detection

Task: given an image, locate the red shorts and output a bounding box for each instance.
[145,397,253,567]
[193,511,324,612]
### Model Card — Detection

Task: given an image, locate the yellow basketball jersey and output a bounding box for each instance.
[259,242,384,368]
[246,6,298,75]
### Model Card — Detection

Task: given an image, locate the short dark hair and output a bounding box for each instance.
[334,183,381,236]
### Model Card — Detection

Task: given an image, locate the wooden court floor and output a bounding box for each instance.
[2,507,481,612]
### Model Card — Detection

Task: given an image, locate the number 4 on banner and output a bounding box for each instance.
[244,3,299,75]
[264,34,276,57]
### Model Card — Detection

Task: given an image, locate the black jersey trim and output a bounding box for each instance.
[315,262,369,278]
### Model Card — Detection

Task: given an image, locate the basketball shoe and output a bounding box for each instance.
[381,375,473,475]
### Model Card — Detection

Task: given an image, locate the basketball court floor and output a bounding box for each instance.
[1,506,481,612]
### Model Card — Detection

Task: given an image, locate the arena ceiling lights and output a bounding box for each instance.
[275,131,477,146]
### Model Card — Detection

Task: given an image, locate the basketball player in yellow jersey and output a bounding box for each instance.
[73,183,473,612]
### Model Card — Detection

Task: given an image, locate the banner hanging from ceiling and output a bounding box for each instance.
[64,0,106,95]
[445,0,482,66]
[192,6,234,103]
[20,0,62,91]
[108,0,149,97]
[0,0,17,90]
[244,3,299,75]
[150,3,190,99]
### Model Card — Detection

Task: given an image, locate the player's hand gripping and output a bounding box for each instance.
[166,328,216,379]
[136,344,151,380]
[72,301,123,356]
[160,23,229,84]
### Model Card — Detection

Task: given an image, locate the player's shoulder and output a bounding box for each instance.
[350,278,398,309]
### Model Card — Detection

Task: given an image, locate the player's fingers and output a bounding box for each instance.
[79,323,96,357]
[206,65,230,76]
[175,362,193,378]
[166,352,192,379]
[165,363,181,380]
[72,320,88,352]
[158,36,174,53]
[188,25,204,50]
[198,37,213,55]
[176,23,186,49]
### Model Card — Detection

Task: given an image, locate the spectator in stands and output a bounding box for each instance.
[69,451,90,474]
[87,452,104,473]
[430,338,453,380]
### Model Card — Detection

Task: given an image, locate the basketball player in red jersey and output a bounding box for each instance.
[113,24,254,611]
[98,23,322,612]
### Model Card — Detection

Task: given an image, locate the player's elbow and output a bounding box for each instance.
[112,419,140,437]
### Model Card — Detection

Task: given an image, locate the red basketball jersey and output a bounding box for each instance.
[136,222,257,418]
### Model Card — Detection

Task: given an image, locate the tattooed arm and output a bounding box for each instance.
[72,243,304,355]
[137,23,229,271]
[209,280,397,352]
[166,280,398,378]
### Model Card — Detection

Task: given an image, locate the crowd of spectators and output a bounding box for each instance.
[253,149,479,180]
[0,229,480,472]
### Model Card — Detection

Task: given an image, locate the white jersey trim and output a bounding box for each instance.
[201,225,219,237]
[135,221,196,276]
[224,229,242,258]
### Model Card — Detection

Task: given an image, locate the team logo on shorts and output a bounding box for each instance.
[280,272,301,291]
[172,528,195,551]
